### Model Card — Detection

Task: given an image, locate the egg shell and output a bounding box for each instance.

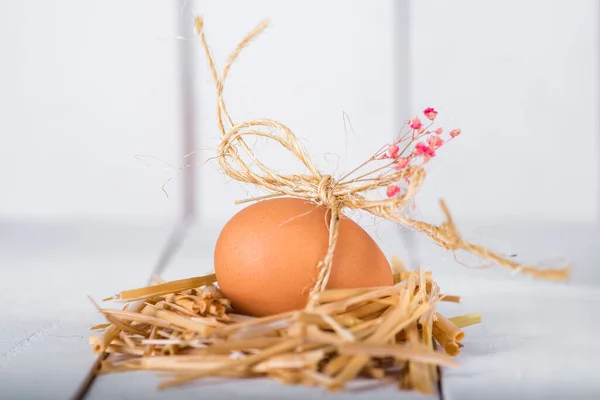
[214,197,393,317]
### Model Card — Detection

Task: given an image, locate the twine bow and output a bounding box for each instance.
[195,17,570,297]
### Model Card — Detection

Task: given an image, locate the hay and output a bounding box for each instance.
[91,269,475,393]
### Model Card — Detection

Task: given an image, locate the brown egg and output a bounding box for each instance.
[214,197,392,317]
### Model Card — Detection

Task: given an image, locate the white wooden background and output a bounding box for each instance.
[1,2,600,399]
[0,0,597,226]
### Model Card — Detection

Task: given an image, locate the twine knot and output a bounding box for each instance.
[317,174,336,208]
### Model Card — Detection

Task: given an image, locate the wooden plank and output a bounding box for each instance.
[438,280,600,399]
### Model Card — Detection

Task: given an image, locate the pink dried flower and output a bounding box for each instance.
[423,107,438,121]
[388,144,399,159]
[434,128,443,135]
[410,117,423,130]
[427,135,444,149]
[450,129,462,138]
[395,157,410,170]
[414,142,436,159]
[386,185,401,198]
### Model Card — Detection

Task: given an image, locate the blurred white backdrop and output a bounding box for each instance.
[0,0,183,224]
[0,0,598,226]
[1,4,599,398]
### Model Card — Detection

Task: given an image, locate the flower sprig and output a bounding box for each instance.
[338,107,461,199]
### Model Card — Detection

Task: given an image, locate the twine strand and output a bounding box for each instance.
[194,16,570,294]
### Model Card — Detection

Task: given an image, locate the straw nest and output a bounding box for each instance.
[90,258,480,394]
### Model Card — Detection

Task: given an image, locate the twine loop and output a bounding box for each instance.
[196,17,422,297]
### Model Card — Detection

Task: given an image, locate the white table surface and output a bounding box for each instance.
[1,219,599,399]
